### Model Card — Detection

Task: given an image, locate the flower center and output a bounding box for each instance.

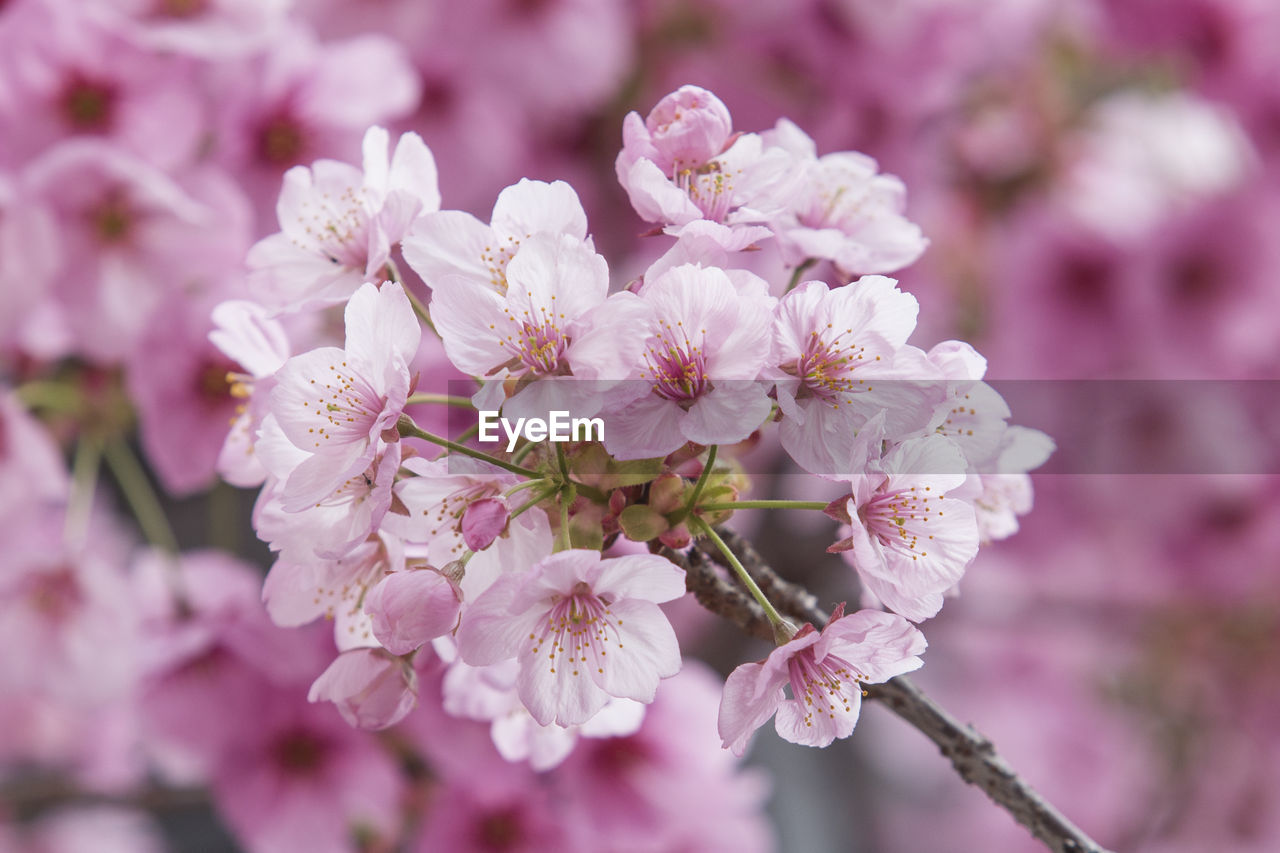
[530,586,621,679]
[674,159,740,222]
[87,189,136,245]
[60,76,116,132]
[643,320,708,405]
[298,359,384,448]
[787,326,873,403]
[154,0,208,18]
[258,113,308,167]
[862,485,940,561]
[787,649,865,729]
[291,184,374,270]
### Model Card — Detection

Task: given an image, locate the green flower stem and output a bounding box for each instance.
[694,518,791,635]
[64,434,103,548]
[397,415,541,479]
[103,440,179,554]
[683,444,718,514]
[405,393,475,408]
[698,500,830,512]
[510,486,560,521]
[784,257,817,294]
[556,483,576,552]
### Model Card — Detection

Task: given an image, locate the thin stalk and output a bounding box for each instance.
[103,441,179,554]
[694,518,791,636]
[405,393,475,409]
[64,434,103,548]
[683,444,718,513]
[398,416,540,479]
[784,258,817,294]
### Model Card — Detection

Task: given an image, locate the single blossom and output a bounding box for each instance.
[718,606,925,755]
[456,549,685,727]
[763,119,927,275]
[308,647,419,731]
[771,276,939,477]
[426,231,646,418]
[616,85,796,230]
[602,264,776,460]
[247,126,440,312]
[265,280,419,511]
[403,178,590,296]
[828,436,981,622]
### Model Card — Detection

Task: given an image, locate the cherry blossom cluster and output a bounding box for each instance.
[220,85,1051,761]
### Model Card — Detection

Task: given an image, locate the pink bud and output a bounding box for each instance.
[364,569,462,655]
[308,648,418,731]
[461,497,509,552]
[646,85,733,172]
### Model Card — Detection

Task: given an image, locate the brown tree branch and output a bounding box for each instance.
[657,528,1115,853]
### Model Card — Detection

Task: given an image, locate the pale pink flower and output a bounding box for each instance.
[309,647,418,731]
[126,288,247,496]
[363,567,462,656]
[763,119,927,275]
[380,457,554,601]
[616,85,796,229]
[208,299,291,488]
[265,281,419,510]
[79,0,291,58]
[262,536,401,652]
[211,686,402,853]
[602,264,776,460]
[252,426,402,561]
[211,23,420,217]
[0,12,203,169]
[248,126,440,312]
[441,651,644,771]
[456,549,685,727]
[829,436,981,622]
[427,231,646,418]
[21,141,250,362]
[402,178,589,296]
[718,606,925,755]
[1060,90,1253,240]
[771,276,939,477]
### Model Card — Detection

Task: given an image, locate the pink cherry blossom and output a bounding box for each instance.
[265,280,419,510]
[771,276,939,477]
[616,85,796,229]
[427,231,646,418]
[79,0,291,58]
[456,549,685,727]
[210,23,420,217]
[718,606,925,755]
[763,119,927,275]
[21,141,250,362]
[308,647,418,731]
[248,126,439,312]
[380,457,554,601]
[602,264,776,460]
[208,299,292,488]
[441,651,644,772]
[830,436,981,622]
[402,177,590,296]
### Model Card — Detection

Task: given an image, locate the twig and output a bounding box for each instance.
[663,528,1116,853]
